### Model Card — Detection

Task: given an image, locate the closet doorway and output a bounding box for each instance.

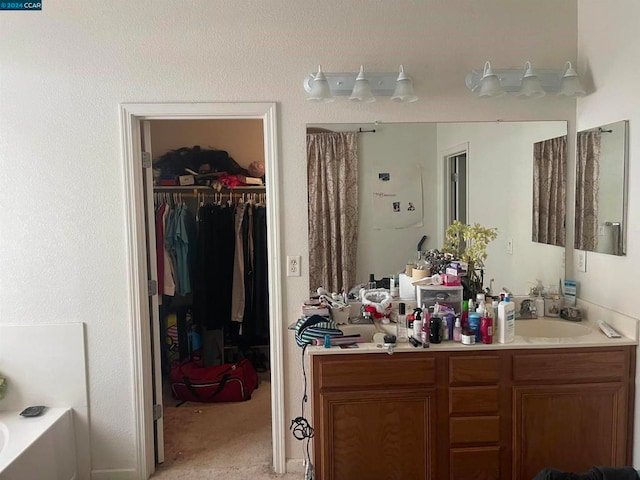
[120,103,285,479]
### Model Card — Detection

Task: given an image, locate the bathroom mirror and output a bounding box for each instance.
[307,121,567,296]
[574,120,629,255]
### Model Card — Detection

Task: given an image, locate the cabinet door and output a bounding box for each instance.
[316,388,436,480]
[513,383,628,480]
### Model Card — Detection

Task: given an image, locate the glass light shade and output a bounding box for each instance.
[391,65,418,103]
[349,65,376,103]
[477,61,505,98]
[517,62,545,98]
[558,62,586,97]
[307,65,334,103]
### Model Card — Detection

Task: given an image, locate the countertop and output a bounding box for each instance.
[307,316,638,356]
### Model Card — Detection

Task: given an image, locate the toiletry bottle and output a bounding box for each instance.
[429,312,442,344]
[468,311,481,342]
[461,300,469,328]
[368,273,376,290]
[453,317,462,342]
[480,315,493,344]
[492,299,499,338]
[434,304,449,341]
[390,274,399,298]
[476,293,486,315]
[446,313,455,340]
[534,293,545,318]
[497,295,515,343]
[396,302,408,343]
[421,308,429,344]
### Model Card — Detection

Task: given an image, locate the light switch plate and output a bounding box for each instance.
[577,250,587,272]
[287,255,301,277]
[506,238,513,255]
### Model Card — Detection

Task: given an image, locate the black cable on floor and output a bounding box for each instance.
[290,344,314,479]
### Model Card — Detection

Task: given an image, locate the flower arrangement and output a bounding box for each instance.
[442,221,498,297]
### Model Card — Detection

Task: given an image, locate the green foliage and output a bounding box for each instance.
[442,220,498,269]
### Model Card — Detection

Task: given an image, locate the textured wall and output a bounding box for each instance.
[576,0,640,463]
[0,0,577,474]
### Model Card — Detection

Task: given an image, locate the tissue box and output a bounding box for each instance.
[399,273,417,300]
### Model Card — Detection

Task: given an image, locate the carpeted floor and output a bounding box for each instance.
[151,374,300,479]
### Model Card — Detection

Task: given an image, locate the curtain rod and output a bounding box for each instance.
[358,128,376,133]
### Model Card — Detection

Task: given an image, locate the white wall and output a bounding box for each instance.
[0,0,577,475]
[576,0,640,464]
[574,1,638,316]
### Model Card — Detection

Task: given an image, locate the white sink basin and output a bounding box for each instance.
[515,319,591,338]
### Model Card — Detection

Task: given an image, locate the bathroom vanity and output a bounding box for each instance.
[309,320,636,480]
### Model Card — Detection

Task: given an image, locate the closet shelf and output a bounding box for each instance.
[154,185,265,192]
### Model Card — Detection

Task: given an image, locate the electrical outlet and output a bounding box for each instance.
[287,255,301,277]
[506,238,513,255]
[577,250,587,272]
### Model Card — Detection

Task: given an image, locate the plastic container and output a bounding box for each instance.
[497,295,515,343]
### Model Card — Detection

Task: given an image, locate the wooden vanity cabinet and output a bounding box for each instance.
[312,354,438,480]
[311,347,635,480]
[511,349,635,480]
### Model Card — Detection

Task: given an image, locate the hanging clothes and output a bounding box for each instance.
[231,202,247,324]
[193,202,236,330]
[252,204,270,341]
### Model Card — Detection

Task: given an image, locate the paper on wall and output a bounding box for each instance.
[372,165,423,229]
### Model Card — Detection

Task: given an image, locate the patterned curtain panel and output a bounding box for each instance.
[532,135,567,246]
[307,132,358,293]
[574,130,601,251]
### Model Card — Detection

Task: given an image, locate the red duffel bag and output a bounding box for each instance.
[170,358,259,404]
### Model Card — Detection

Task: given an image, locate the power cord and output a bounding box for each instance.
[290,344,315,480]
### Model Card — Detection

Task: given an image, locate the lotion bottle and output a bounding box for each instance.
[497,295,515,343]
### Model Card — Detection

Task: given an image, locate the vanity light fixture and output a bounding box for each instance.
[349,65,376,103]
[306,65,335,103]
[465,60,587,98]
[558,61,586,97]
[517,61,545,99]
[304,65,418,103]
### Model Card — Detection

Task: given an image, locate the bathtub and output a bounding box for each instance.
[0,407,76,480]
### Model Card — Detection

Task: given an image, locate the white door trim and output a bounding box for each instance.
[119,102,285,479]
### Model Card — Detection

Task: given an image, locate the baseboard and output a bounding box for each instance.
[286,458,305,474]
[91,469,137,480]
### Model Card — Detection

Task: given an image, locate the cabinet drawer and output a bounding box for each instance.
[449,355,500,385]
[450,416,500,445]
[315,354,436,389]
[450,446,500,480]
[512,350,628,383]
[449,386,499,414]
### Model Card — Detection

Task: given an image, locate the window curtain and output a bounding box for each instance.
[575,130,601,251]
[307,132,358,293]
[532,135,567,246]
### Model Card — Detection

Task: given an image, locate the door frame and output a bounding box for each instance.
[119,102,285,478]
[437,142,469,246]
